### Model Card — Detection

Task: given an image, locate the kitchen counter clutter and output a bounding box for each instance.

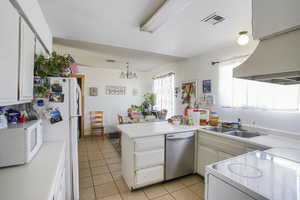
[0,141,66,200]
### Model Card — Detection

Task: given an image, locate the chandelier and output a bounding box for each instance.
[120,62,138,79]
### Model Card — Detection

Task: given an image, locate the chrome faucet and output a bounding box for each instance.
[237,118,242,129]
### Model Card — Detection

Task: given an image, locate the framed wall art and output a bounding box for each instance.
[89,87,98,96]
[105,85,126,96]
[202,80,212,93]
[181,80,197,104]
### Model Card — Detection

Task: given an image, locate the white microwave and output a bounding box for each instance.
[0,120,43,168]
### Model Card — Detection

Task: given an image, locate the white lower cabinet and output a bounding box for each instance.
[207,175,255,200]
[135,165,164,188]
[197,131,268,177]
[197,145,219,176]
[135,149,164,170]
[122,134,165,190]
[134,135,165,152]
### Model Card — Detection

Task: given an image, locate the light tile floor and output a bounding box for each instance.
[79,136,205,200]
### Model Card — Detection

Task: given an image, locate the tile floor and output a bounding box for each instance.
[79,136,205,200]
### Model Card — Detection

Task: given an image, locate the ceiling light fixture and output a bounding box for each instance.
[120,62,138,79]
[237,31,250,46]
[140,0,193,33]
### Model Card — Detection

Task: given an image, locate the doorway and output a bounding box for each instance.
[70,74,85,137]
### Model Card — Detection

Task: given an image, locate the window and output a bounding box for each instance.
[153,73,175,118]
[219,62,300,111]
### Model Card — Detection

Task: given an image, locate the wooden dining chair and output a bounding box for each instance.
[90,111,105,137]
[117,115,124,125]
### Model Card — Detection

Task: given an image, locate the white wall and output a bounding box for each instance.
[149,41,300,134]
[78,66,152,134]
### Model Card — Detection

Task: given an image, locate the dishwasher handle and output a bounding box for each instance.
[166,132,194,140]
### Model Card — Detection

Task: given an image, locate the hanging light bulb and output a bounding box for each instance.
[133,72,137,79]
[120,71,125,79]
[120,62,138,79]
[237,31,249,46]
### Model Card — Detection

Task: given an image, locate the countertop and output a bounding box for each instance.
[117,121,201,138]
[0,141,65,200]
[207,151,300,200]
[118,121,300,150]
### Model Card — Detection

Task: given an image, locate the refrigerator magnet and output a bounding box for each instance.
[49,92,65,103]
[51,83,63,93]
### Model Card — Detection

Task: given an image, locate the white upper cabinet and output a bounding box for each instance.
[11,0,53,53]
[0,1,20,106]
[253,0,300,40]
[19,18,35,102]
[35,39,48,56]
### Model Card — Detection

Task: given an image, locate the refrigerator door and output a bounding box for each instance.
[42,77,72,200]
[43,77,70,141]
[69,78,82,117]
[70,116,79,200]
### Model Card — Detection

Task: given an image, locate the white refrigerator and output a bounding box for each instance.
[42,77,81,200]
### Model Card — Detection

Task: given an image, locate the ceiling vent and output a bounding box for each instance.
[201,12,225,25]
[106,59,116,63]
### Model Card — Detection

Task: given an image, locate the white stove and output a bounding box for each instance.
[205,151,300,200]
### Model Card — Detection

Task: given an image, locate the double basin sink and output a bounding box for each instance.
[204,126,262,138]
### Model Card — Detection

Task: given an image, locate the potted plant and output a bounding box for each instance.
[34,52,74,78]
[142,93,156,115]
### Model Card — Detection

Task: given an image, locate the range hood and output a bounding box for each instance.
[233,29,300,85]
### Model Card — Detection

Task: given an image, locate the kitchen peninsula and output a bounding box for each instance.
[118,121,300,197]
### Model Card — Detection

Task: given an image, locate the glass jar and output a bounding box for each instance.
[199,109,209,126]
[209,112,219,126]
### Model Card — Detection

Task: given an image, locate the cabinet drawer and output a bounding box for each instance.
[135,149,164,170]
[135,165,164,187]
[198,133,245,156]
[134,136,164,152]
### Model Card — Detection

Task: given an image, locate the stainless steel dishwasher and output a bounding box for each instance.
[165,131,195,180]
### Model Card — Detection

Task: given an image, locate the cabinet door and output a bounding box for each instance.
[35,39,48,56]
[135,149,164,170]
[12,0,53,52]
[253,0,300,40]
[197,145,218,176]
[0,1,20,105]
[218,152,234,162]
[19,18,35,101]
[207,175,255,200]
[135,165,164,188]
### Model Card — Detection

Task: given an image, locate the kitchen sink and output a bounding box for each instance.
[223,130,261,138]
[204,126,262,138]
[204,126,234,133]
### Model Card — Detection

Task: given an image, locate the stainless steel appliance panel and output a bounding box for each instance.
[165,132,195,180]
